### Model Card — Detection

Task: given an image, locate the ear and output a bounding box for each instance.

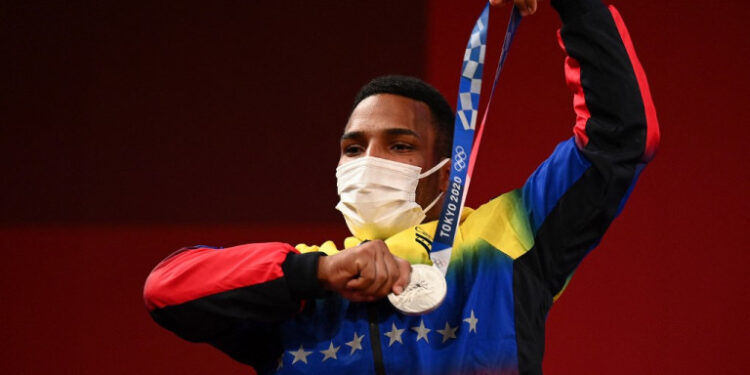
[439,159,451,193]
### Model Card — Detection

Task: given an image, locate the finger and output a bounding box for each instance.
[343,290,371,303]
[363,246,389,297]
[511,0,532,16]
[345,255,374,290]
[385,252,402,293]
[521,0,537,16]
[373,252,399,298]
[515,0,528,16]
[527,0,538,15]
[392,257,412,295]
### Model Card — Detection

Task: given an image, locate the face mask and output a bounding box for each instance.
[335,156,449,240]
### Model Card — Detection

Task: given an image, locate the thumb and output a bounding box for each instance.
[392,258,412,295]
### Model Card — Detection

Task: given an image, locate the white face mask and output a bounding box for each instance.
[335,156,449,240]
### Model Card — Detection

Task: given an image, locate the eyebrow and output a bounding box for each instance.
[340,131,364,141]
[340,128,420,141]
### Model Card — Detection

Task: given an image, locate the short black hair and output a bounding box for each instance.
[352,75,454,160]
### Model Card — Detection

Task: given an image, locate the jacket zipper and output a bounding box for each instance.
[367,303,386,375]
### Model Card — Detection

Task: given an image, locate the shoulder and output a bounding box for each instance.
[460,190,534,259]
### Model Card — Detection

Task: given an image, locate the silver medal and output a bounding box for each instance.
[388,264,447,315]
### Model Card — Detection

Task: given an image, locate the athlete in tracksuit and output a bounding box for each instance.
[144,0,659,373]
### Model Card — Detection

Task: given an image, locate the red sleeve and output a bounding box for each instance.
[142,242,325,367]
[144,242,297,311]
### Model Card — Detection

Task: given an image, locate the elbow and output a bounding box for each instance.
[640,115,660,163]
[143,270,168,312]
[143,256,183,312]
[142,247,200,312]
[143,270,203,342]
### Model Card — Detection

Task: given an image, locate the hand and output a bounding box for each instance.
[490,0,539,17]
[317,240,411,302]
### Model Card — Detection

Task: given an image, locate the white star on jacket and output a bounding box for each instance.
[436,322,458,343]
[411,320,431,343]
[320,341,340,362]
[345,332,364,355]
[289,345,312,364]
[383,322,405,346]
[463,310,479,333]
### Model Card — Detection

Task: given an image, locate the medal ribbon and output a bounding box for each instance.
[429,4,522,274]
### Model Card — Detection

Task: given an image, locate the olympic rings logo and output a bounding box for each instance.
[453,146,467,172]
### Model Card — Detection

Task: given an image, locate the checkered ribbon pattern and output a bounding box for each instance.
[457,10,488,131]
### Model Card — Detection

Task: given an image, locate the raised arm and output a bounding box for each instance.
[501,1,660,372]
[519,0,660,300]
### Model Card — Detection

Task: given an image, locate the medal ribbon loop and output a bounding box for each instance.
[429,4,522,274]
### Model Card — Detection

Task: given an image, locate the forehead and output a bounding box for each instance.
[345,94,435,136]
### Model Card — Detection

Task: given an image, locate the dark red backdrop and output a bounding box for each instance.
[1,1,747,374]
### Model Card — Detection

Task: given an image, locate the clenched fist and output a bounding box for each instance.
[317,240,411,302]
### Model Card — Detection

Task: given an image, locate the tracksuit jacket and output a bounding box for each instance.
[143,1,660,373]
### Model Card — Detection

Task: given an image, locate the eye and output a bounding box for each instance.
[391,142,414,152]
[343,144,364,156]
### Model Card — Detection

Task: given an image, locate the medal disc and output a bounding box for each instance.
[388,264,447,315]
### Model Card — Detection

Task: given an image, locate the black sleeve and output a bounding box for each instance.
[513,1,660,373]
[143,243,326,370]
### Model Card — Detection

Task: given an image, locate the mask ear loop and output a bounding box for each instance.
[422,191,444,214]
[418,157,450,214]
[418,158,450,179]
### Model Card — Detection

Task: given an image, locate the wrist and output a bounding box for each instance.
[551,0,606,24]
[316,255,332,290]
[281,251,328,299]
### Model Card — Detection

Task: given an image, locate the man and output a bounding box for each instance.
[144,0,659,373]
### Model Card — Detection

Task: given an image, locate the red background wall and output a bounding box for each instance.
[1,1,747,374]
